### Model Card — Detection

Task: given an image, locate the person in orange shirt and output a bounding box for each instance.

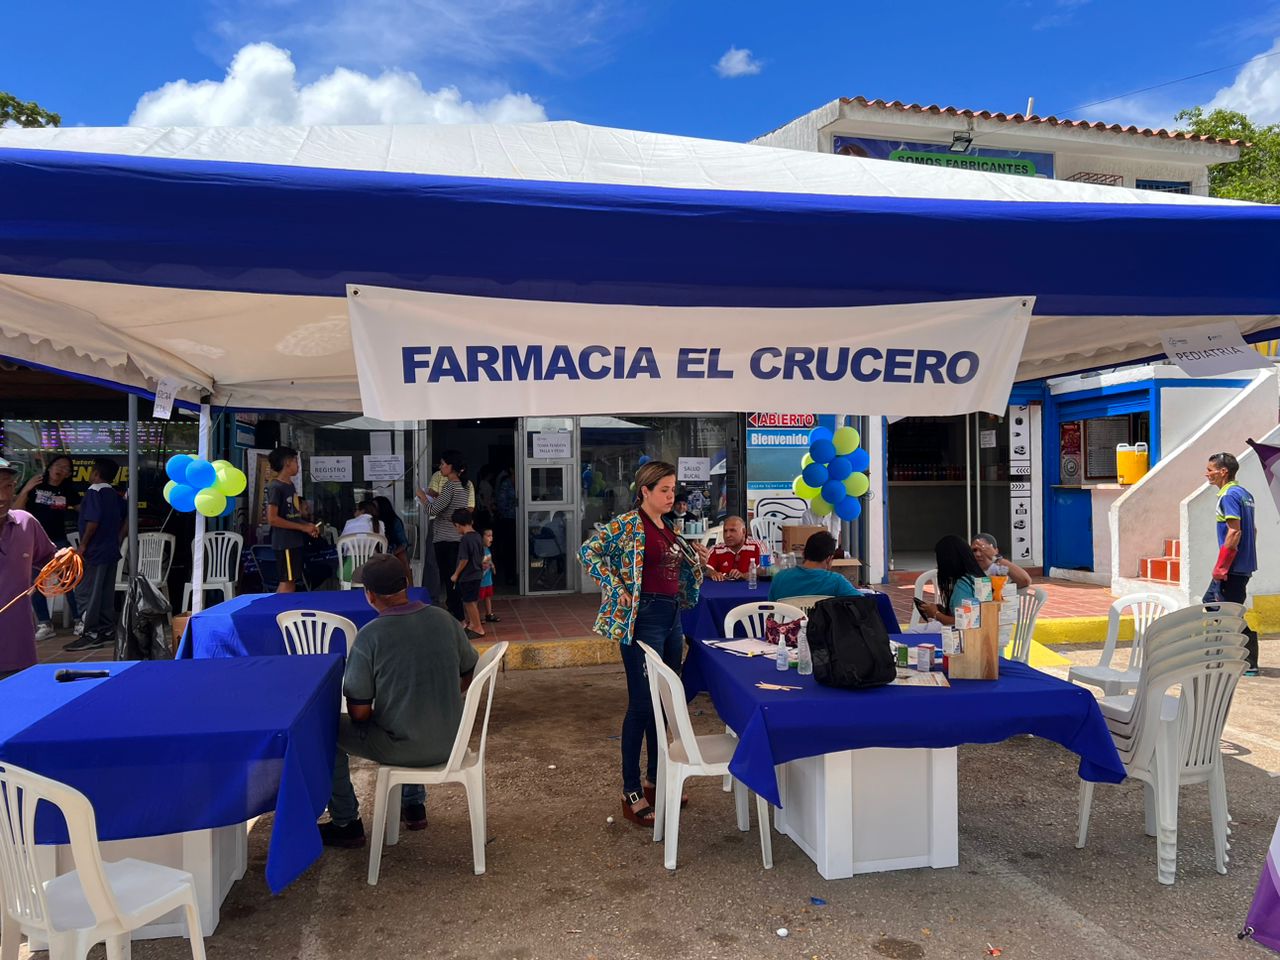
[704,516,767,581]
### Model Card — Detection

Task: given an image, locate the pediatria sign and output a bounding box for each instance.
[347,287,1033,421]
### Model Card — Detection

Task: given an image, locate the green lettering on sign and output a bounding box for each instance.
[888,149,1038,177]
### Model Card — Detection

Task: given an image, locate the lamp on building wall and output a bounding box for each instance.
[949,131,974,154]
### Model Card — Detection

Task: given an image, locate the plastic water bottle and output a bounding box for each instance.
[748,559,759,590]
[776,631,790,671]
[796,623,812,676]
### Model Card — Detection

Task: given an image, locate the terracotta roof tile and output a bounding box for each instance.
[840,97,1244,147]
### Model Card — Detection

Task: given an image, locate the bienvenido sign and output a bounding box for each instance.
[348,287,1033,421]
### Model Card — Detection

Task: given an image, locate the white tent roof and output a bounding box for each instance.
[0,120,1274,411]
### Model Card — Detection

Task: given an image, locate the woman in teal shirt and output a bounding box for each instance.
[918,534,986,626]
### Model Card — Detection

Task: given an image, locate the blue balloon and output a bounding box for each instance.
[165,454,193,484]
[169,483,197,513]
[820,480,847,505]
[847,447,871,473]
[218,496,237,518]
[810,439,837,464]
[808,426,833,446]
[185,458,217,491]
[826,456,853,482]
[801,462,829,488]
[638,454,651,466]
[835,496,863,522]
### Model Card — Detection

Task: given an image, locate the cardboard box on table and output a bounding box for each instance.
[948,600,1001,680]
[781,524,824,554]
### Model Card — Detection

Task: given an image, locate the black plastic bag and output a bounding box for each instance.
[807,595,896,690]
[115,575,173,660]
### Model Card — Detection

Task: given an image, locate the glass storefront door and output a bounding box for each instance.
[518,418,578,594]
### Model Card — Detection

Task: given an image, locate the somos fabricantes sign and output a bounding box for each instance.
[834,136,1054,179]
[348,287,1033,421]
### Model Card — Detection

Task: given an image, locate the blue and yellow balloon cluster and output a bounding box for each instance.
[163,455,247,518]
[791,425,870,522]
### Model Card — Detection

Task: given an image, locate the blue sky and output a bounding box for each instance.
[7,1,1280,137]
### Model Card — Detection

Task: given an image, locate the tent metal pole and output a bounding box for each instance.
[191,399,211,614]
[965,415,972,542]
[127,394,139,582]
[975,413,983,537]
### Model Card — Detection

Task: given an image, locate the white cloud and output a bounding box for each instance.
[1206,38,1280,123]
[208,0,626,76]
[130,42,546,127]
[714,46,762,79]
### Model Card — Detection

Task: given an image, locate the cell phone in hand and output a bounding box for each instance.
[912,596,929,614]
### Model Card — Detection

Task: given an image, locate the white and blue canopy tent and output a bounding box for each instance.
[0,120,1277,603]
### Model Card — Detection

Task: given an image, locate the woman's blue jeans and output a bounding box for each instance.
[619,593,685,797]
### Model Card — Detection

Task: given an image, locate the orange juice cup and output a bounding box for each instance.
[990,575,1008,600]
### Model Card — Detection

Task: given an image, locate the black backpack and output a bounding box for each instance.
[806,595,896,690]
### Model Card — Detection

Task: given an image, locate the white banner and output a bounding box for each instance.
[348,287,1034,420]
[1161,320,1271,377]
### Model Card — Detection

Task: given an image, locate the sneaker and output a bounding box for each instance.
[1244,668,1260,677]
[63,633,112,652]
[319,819,366,848]
[34,623,57,642]
[402,803,428,831]
[73,619,85,636]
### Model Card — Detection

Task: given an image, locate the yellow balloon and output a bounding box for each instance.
[809,497,834,517]
[833,426,860,457]
[801,454,814,468]
[844,473,870,497]
[194,488,227,517]
[792,475,819,500]
[214,464,247,497]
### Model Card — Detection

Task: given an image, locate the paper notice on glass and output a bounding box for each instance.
[678,457,711,482]
[1162,321,1271,376]
[152,377,180,420]
[979,429,997,449]
[363,455,404,482]
[532,432,572,459]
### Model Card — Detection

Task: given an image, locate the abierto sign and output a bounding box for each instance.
[348,287,1033,421]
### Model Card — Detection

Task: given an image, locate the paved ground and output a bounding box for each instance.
[30,637,1279,960]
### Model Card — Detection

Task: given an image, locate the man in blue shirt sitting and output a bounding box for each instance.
[1204,452,1259,675]
[769,531,861,602]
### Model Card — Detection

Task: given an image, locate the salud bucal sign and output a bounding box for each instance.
[347,287,1033,421]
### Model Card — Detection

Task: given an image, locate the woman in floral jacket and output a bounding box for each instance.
[580,460,708,827]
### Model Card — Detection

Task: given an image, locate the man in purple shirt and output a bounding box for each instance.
[0,458,58,678]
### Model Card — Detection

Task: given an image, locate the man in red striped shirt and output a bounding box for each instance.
[705,516,768,580]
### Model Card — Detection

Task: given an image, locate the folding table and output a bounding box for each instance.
[0,656,342,940]
[683,638,1124,879]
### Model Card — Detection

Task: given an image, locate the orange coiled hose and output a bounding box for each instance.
[0,549,84,617]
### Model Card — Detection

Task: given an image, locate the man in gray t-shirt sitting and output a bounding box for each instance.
[321,554,480,848]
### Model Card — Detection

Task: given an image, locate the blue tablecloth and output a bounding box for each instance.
[683,638,1125,807]
[682,580,899,638]
[177,588,432,658]
[0,657,342,893]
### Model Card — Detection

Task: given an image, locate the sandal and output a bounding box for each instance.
[484,614,501,623]
[644,784,688,809]
[621,791,655,827]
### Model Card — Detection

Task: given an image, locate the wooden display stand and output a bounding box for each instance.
[948,600,1001,680]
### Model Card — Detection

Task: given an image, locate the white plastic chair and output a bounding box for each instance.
[337,533,388,590]
[722,601,804,639]
[778,594,827,615]
[909,569,939,627]
[1068,593,1182,696]
[639,642,773,871]
[367,641,509,885]
[0,761,207,960]
[1006,586,1047,664]
[276,611,358,657]
[1076,605,1248,884]
[114,533,176,600]
[749,516,783,556]
[180,531,243,612]
[693,525,722,549]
